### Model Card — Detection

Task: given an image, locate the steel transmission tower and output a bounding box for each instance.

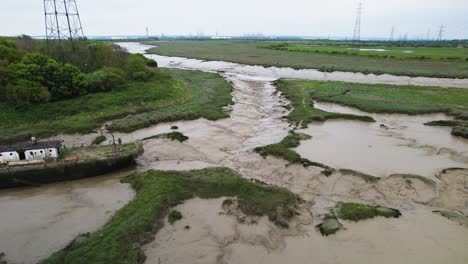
[43,0,84,48]
[436,25,444,41]
[389,26,395,42]
[352,2,363,47]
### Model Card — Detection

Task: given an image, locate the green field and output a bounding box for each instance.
[41,168,301,264]
[0,68,232,143]
[145,40,468,78]
[265,43,468,61]
[278,79,468,115]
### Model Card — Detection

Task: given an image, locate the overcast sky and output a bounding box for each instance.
[2,0,468,39]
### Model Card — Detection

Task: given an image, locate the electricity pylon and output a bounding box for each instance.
[352,2,363,47]
[43,0,85,53]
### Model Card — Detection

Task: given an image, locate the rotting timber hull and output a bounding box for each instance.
[0,146,143,189]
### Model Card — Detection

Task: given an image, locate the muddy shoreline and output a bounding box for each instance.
[0,42,466,264]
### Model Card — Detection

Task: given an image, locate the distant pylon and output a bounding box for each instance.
[43,0,84,49]
[436,25,444,41]
[426,28,431,40]
[352,2,363,47]
[389,26,395,41]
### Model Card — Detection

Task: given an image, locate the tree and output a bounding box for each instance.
[7,53,87,101]
[0,37,23,64]
[5,79,50,105]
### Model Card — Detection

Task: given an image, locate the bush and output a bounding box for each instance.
[91,135,107,145]
[7,53,87,101]
[5,79,50,105]
[168,210,182,224]
[87,67,125,93]
[126,54,153,81]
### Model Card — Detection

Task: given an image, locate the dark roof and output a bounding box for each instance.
[0,140,62,152]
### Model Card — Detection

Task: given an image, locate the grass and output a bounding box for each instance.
[279,79,468,116]
[145,40,468,78]
[276,79,375,127]
[254,132,332,171]
[91,135,107,145]
[0,68,232,144]
[40,167,301,264]
[142,132,189,142]
[265,43,468,61]
[335,202,401,221]
[278,79,468,139]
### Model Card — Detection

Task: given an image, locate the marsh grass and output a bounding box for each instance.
[0,68,232,143]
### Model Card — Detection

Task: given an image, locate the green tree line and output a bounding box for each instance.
[0,36,157,105]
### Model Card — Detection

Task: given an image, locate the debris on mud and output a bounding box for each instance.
[433,210,468,228]
[317,216,344,236]
[143,132,189,142]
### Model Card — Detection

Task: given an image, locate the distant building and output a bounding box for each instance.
[0,140,62,165]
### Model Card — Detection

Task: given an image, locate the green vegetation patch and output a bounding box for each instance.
[254,132,331,171]
[41,168,301,264]
[335,202,401,222]
[91,135,107,145]
[265,43,468,62]
[452,126,468,139]
[276,79,374,127]
[0,68,232,143]
[278,79,468,116]
[168,210,182,224]
[146,40,468,78]
[143,132,189,142]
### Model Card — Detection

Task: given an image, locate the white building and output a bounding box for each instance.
[0,140,62,165]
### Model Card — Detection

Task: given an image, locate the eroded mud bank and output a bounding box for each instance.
[0,170,134,264]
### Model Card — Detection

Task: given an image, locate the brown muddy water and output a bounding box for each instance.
[0,42,467,263]
[0,170,134,264]
[295,102,468,178]
[146,198,468,264]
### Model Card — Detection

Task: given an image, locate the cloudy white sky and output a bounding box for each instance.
[2,0,468,39]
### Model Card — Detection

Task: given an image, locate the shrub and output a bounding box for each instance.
[126,54,153,81]
[87,67,125,93]
[5,79,50,105]
[168,210,182,224]
[91,135,107,145]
